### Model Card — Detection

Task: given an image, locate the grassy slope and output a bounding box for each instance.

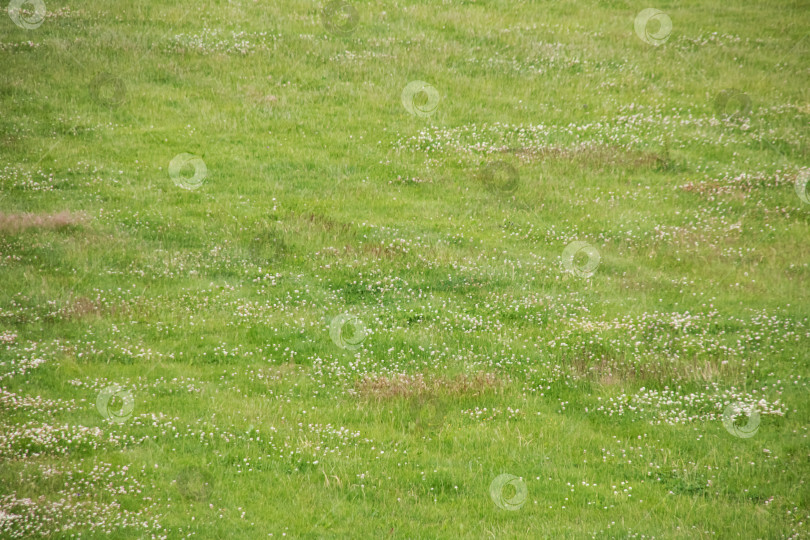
[1,0,809,538]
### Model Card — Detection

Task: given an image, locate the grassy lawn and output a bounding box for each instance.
[1,0,808,537]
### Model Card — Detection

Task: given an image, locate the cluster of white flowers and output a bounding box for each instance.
[166,29,281,55]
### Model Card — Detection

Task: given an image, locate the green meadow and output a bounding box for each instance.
[1,0,808,537]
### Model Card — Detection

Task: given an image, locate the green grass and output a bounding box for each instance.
[1,0,809,537]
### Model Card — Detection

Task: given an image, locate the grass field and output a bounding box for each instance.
[1,0,809,537]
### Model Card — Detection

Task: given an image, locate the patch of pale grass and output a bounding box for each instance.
[0,211,86,233]
[354,371,505,400]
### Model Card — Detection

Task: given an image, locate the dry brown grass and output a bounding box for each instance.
[679,171,796,199]
[58,297,104,319]
[244,86,279,107]
[0,211,86,233]
[354,371,506,400]
[291,212,352,234]
[504,144,668,170]
[568,354,739,386]
[53,296,124,321]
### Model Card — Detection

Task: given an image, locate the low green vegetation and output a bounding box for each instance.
[1,0,808,537]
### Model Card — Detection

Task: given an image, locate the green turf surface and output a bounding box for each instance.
[1,0,808,537]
